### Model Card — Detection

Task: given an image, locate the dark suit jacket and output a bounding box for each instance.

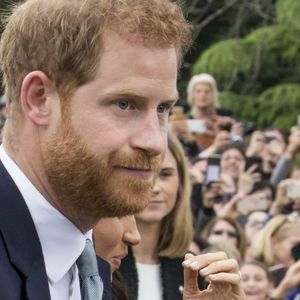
[0,161,112,300]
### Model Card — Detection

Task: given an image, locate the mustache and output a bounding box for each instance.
[110,152,162,171]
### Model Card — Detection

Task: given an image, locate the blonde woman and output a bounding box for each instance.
[119,133,194,299]
[248,214,300,299]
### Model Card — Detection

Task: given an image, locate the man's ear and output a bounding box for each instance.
[21,71,55,126]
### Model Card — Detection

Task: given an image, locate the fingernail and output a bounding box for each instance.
[200,267,209,275]
[208,274,216,280]
[183,259,191,266]
[190,261,198,268]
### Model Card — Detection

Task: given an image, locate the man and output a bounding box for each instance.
[0,0,245,299]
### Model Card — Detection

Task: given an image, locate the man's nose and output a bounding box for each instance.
[130,112,167,157]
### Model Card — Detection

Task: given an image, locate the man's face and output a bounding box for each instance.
[42,31,178,222]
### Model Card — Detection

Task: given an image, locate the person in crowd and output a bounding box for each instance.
[120,133,245,300]
[244,210,269,247]
[240,260,273,300]
[201,216,247,259]
[94,216,141,300]
[0,0,192,299]
[170,73,240,155]
[119,133,194,299]
[94,216,141,277]
[248,215,300,299]
[270,127,300,186]
[269,179,300,218]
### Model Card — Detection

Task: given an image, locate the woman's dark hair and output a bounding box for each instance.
[112,271,129,300]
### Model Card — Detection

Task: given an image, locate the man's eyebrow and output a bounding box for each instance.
[104,89,179,102]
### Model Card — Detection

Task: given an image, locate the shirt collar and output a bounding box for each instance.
[0,145,92,283]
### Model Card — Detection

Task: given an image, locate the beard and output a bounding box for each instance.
[41,114,162,224]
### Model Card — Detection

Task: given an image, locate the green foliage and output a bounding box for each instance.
[219,91,258,122]
[219,84,300,131]
[277,0,300,27]
[192,39,253,92]
[244,25,300,86]
[257,84,300,131]
[193,24,300,96]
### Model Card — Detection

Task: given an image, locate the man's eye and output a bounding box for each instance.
[118,100,129,110]
[157,104,168,114]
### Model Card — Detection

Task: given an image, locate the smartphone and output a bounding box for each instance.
[237,193,268,213]
[187,119,206,134]
[205,156,221,186]
[287,182,300,199]
[297,115,300,128]
[291,242,300,261]
[269,264,287,287]
[245,156,263,173]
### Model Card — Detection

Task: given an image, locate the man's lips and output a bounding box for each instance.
[119,167,154,180]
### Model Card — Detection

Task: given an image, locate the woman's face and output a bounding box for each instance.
[135,148,179,224]
[208,220,239,248]
[241,264,270,300]
[192,83,214,108]
[94,216,140,274]
[245,211,268,245]
[221,148,245,181]
[272,230,300,266]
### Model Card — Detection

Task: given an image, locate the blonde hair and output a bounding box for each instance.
[248,214,300,266]
[157,132,193,258]
[0,0,192,119]
[187,73,219,107]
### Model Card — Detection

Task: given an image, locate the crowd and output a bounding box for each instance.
[0,1,299,300]
[168,73,300,300]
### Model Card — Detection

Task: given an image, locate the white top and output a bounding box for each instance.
[0,145,92,300]
[136,262,163,300]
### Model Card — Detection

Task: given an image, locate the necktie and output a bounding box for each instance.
[76,239,104,300]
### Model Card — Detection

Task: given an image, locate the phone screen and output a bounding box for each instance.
[205,156,220,186]
[245,156,263,173]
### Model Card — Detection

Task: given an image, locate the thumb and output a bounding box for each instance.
[183,253,200,296]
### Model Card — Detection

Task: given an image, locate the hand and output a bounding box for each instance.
[269,179,294,215]
[271,261,300,299]
[237,165,261,195]
[246,131,265,157]
[202,182,223,209]
[285,126,300,159]
[214,194,243,218]
[169,119,195,143]
[182,252,245,300]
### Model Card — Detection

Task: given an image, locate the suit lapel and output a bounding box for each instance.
[0,161,51,300]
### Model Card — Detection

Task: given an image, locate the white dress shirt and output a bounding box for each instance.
[0,145,92,300]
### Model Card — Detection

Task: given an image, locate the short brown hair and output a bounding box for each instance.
[0,0,192,115]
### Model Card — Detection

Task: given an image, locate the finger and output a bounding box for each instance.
[182,251,228,271]
[199,259,239,277]
[246,164,258,174]
[208,273,245,297]
[208,272,240,285]
[183,253,200,295]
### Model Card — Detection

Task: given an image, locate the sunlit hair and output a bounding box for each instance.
[157,132,193,258]
[0,0,192,121]
[186,73,219,108]
[248,214,300,266]
[200,216,247,259]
